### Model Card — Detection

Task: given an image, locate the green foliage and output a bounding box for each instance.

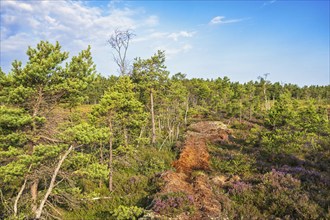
[259,97,329,155]
[85,74,114,104]
[0,106,33,149]
[92,76,146,146]
[132,50,169,93]
[260,129,303,154]
[63,45,96,108]
[61,122,110,145]
[5,41,95,116]
[112,205,145,220]
[0,146,24,158]
[1,41,329,219]
[139,156,166,176]
[210,146,256,176]
[74,162,108,180]
[265,90,297,129]
[114,145,136,157]
[297,100,329,134]
[0,106,33,130]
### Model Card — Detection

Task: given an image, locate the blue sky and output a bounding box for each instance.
[1,0,329,86]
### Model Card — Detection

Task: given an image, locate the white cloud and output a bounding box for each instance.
[2,1,33,12]
[263,0,277,7]
[209,16,243,25]
[168,31,196,41]
[2,14,16,24]
[155,44,193,57]
[132,31,168,42]
[133,30,196,43]
[27,17,41,29]
[145,15,159,26]
[0,0,195,75]
[0,1,147,53]
[1,33,36,52]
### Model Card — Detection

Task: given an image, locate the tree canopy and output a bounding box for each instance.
[0,40,329,219]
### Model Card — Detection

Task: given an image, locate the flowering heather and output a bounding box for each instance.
[277,165,329,186]
[151,192,194,216]
[262,169,301,189]
[228,181,252,195]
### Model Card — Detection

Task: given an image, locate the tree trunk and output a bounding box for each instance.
[31,179,39,214]
[14,179,27,216]
[32,87,43,132]
[14,164,32,217]
[99,142,104,188]
[184,96,189,126]
[100,142,104,164]
[30,88,43,213]
[150,90,156,145]
[35,145,74,219]
[239,99,242,123]
[176,123,180,140]
[263,84,269,111]
[158,118,161,137]
[108,116,113,192]
[137,126,145,148]
[167,116,172,142]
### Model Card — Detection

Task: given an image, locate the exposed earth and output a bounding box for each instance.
[149,121,234,219]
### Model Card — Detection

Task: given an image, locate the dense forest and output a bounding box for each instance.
[0,41,329,219]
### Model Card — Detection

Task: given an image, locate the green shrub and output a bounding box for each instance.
[112,205,145,220]
[211,150,256,176]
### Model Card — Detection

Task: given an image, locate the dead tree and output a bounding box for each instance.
[107,29,135,75]
[35,145,76,219]
[258,73,270,111]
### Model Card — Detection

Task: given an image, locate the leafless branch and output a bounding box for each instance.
[14,164,32,217]
[45,200,62,219]
[35,144,76,219]
[38,135,63,143]
[107,29,135,75]
[80,196,112,201]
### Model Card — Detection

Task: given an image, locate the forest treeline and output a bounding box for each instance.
[0,41,329,219]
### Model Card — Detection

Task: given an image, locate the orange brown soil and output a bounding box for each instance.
[157,121,232,219]
[173,135,210,174]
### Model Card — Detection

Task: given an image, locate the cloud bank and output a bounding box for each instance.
[0,1,198,75]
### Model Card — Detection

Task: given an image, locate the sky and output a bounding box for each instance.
[0,0,329,86]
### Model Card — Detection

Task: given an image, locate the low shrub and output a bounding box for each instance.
[211,150,256,176]
[150,192,195,217]
[112,205,145,220]
[226,169,322,219]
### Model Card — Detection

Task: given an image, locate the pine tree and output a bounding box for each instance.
[0,41,96,217]
[132,50,169,145]
[92,76,146,191]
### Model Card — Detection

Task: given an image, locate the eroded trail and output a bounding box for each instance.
[157,121,231,219]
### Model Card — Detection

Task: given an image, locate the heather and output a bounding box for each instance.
[0,41,329,219]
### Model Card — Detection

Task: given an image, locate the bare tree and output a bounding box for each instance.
[35,145,76,219]
[107,29,135,75]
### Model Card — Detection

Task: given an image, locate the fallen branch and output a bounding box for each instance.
[35,145,75,219]
[14,164,32,217]
[89,196,112,201]
[38,135,63,143]
[46,200,62,218]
